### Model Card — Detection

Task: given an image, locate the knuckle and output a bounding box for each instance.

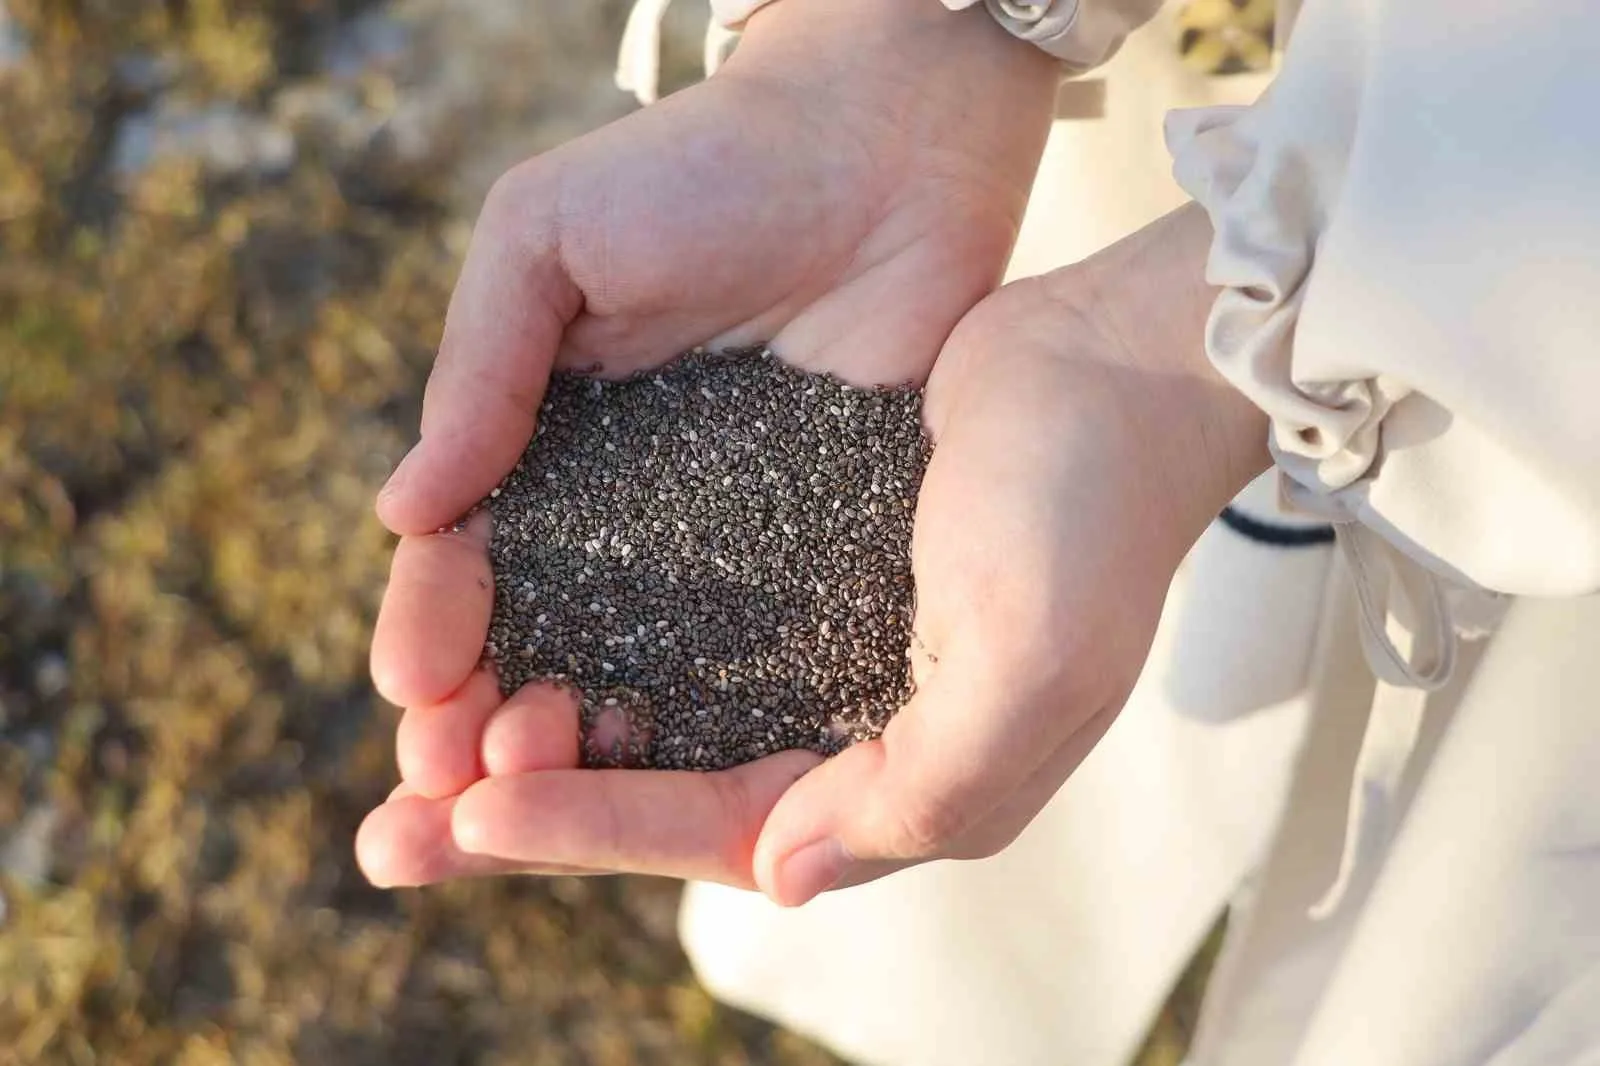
[464,359,543,421]
[889,792,975,859]
[590,778,630,866]
[479,163,559,254]
[481,164,535,224]
[706,771,760,863]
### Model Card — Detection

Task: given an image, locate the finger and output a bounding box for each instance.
[377,169,584,536]
[359,794,529,885]
[396,668,501,797]
[751,657,1082,907]
[450,749,822,887]
[370,511,493,708]
[480,682,582,777]
[356,794,601,887]
[397,673,580,797]
[788,702,1121,901]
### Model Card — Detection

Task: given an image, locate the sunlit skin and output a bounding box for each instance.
[357,0,1269,906]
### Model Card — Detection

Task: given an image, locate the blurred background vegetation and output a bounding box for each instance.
[0,2,844,1062]
[0,1,1250,1062]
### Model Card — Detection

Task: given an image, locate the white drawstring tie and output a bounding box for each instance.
[1298,508,1502,919]
[616,0,741,106]
[615,0,675,105]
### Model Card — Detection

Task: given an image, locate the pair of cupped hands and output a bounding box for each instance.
[358,0,1267,906]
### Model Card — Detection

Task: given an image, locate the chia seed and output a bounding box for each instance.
[481,348,931,771]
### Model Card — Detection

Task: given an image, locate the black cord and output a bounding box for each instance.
[1217,505,1336,548]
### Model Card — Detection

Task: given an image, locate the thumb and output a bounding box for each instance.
[751,655,1077,906]
[378,171,583,535]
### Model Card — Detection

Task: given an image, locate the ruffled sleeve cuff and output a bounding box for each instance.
[712,0,1161,71]
[1165,105,1366,512]
[967,0,1164,71]
[1165,104,1518,692]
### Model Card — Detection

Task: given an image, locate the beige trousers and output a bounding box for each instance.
[680,5,1600,1063]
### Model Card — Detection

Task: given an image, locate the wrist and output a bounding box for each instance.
[725,0,1060,183]
[1048,205,1271,549]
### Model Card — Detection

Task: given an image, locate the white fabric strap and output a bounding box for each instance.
[711,0,1046,24]
[616,0,676,104]
[705,21,741,77]
[616,0,748,106]
[1303,519,1496,920]
[709,0,776,26]
[619,0,1158,105]
[1335,521,1454,691]
[713,0,1163,71]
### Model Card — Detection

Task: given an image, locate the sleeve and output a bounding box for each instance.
[1166,0,1600,608]
[712,0,1164,71]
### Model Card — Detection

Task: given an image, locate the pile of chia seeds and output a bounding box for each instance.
[483,348,931,771]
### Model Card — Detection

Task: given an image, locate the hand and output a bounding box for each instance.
[357,205,1270,899]
[376,0,1057,541]
[359,0,1058,885]
[749,206,1270,902]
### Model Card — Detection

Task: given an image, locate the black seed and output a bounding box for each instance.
[481,347,931,771]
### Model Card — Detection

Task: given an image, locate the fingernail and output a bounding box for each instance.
[776,838,850,907]
[380,447,416,502]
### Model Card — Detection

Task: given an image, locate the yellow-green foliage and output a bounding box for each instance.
[0,4,840,1064]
